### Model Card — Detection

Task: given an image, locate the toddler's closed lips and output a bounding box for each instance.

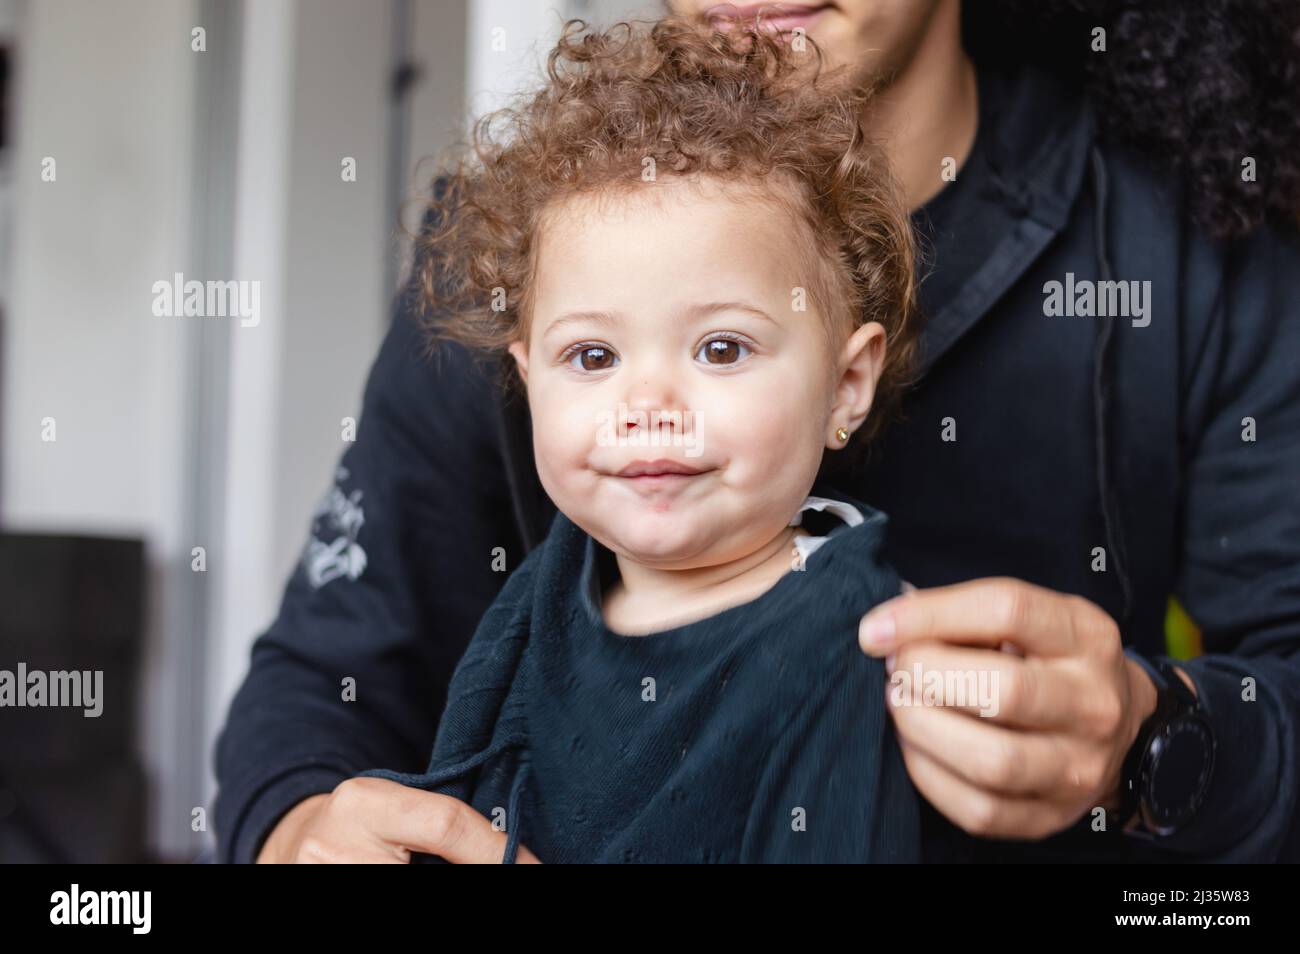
[617,459,710,477]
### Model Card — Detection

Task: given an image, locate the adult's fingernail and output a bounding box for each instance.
[884,653,896,675]
[862,612,896,650]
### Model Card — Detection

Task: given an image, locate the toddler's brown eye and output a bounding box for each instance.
[570,346,617,371]
[698,337,751,365]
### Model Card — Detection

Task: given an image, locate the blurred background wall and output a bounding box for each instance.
[0,0,660,861]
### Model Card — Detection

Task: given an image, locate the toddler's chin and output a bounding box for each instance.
[588,515,709,568]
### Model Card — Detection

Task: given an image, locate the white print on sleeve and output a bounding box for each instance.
[302,465,369,589]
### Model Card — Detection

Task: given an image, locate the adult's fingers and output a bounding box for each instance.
[342,779,541,863]
[886,640,1094,731]
[897,739,1083,841]
[887,698,1084,798]
[861,577,1091,659]
[372,788,519,863]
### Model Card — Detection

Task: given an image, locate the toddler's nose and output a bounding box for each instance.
[618,370,694,441]
[619,398,686,440]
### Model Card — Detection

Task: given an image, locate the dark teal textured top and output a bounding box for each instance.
[359,485,921,863]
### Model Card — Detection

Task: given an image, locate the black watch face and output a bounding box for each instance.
[1144,717,1215,834]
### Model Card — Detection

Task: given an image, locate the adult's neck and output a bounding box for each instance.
[866,1,979,211]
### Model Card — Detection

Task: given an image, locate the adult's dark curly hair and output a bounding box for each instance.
[965,0,1300,239]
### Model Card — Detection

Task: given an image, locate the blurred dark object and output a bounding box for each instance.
[0,533,148,862]
[1,43,9,151]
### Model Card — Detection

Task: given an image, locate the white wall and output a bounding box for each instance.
[0,0,20,301]
[273,0,396,591]
[0,0,400,858]
[463,0,663,121]
[3,0,200,856]
[203,0,298,840]
[205,0,398,815]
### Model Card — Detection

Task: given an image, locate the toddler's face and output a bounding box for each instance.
[508,177,883,570]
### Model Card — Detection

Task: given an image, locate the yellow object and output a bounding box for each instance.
[1164,595,1203,660]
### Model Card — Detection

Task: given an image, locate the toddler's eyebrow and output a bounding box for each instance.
[544,310,618,337]
[685,301,778,325]
[543,301,777,339]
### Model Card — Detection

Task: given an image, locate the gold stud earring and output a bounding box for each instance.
[835,426,849,443]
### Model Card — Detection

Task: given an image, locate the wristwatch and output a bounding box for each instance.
[1117,656,1216,838]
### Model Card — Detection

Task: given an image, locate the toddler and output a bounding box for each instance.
[360,13,924,863]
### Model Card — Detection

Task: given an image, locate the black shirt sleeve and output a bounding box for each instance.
[1145,222,1300,860]
[211,301,525,863]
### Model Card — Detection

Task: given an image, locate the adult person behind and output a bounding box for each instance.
[215,0,1300,863]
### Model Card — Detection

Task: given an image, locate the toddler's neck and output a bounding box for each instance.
[600,524,813,636]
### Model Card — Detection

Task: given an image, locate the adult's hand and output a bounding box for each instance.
[858,577,1192,840]
[255,776,542,863]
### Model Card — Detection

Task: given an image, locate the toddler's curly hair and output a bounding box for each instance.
[408,13,921,451]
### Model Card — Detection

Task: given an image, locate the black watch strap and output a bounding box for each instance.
[1116,661,1176,829]
[1156,658,1198,708]
[1118,656,1215,839]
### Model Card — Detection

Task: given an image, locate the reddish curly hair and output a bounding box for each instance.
[408,13,921,450]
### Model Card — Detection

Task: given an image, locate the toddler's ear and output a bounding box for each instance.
[507,339,530,387]
[831,321,886,437]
